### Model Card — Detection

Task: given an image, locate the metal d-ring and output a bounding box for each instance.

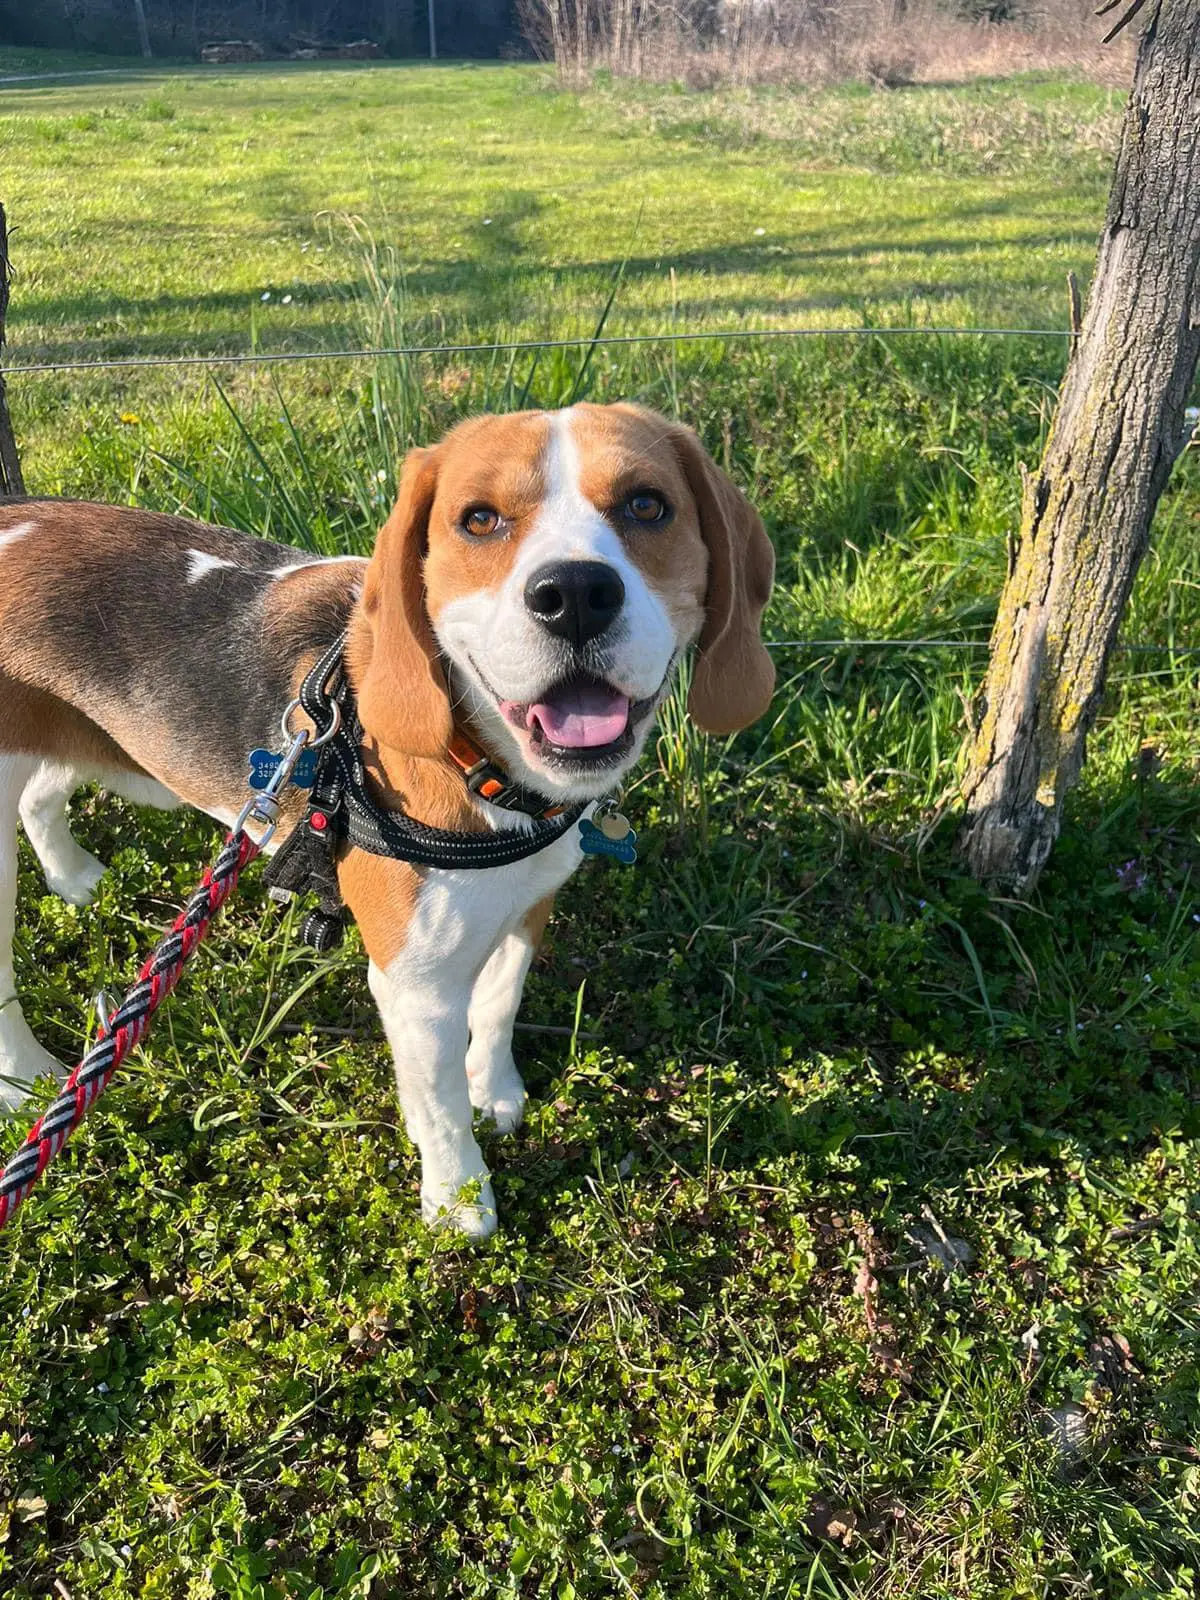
[279,693,341,750]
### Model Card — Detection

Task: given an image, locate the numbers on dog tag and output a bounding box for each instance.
[247,747,319,791]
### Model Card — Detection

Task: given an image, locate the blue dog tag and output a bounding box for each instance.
[578,816,637,866]
[247,747,320,791]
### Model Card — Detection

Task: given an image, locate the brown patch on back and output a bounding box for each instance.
[265,558,370,696]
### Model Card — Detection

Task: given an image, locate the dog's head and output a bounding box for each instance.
[356,403,775,801]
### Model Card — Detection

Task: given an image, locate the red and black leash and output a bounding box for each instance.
[0,629,591,1233]
[0,826,261,1231]
[0,698,322,1234]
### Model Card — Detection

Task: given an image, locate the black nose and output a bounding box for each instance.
[524,560,625,647]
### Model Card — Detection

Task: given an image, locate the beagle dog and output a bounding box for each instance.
[0,403,774,1235]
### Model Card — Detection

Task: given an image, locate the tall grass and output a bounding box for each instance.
[71,236,1200,851]
[518,0,1132,89]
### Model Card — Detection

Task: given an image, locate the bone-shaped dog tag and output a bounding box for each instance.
[247,747,319,791]
[578,815,637,866]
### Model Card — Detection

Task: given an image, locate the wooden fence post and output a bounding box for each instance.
[0,203,25,497]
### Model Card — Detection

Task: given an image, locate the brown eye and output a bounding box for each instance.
[625,490,669,524]
[462,506,501,538]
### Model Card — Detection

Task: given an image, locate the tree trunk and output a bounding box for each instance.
[0,203,25,499]
[958,0,1200,893]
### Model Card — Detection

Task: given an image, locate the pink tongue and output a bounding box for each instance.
[529,683,630,749]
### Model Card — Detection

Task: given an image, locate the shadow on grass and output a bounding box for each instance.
[8,185,1091,357]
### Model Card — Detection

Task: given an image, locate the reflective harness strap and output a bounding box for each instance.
[266,638,585,903]
[321,708,586,868]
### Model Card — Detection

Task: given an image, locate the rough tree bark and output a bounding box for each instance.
[0,203,25,498]
[958,0,1200,893]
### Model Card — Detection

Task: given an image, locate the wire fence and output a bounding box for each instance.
[1,322,1074,379]
[766,640,1200,657]
[3,318,1193,672]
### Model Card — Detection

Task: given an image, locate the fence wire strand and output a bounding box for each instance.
[4,318,1191,670]
[765,640,1200,656]
[1,323,1074,378]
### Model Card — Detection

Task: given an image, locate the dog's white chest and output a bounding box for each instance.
[404,822,587,977]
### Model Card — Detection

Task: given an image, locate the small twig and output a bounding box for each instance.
[0,202,27,495]
[277,1020,599,1040]
[1066,271,1082,338]
[54,1581,74,1600]
[1096,0,1152,45]
[280,1022,358,1037]
[1107,1214,1163,1241]
[1142,1439,1200,1460]
[921,1203,954,1250]
[516,1021,600,1039]
[853,1257,880,1336]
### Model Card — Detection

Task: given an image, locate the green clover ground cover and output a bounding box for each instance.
[1,55,1199,1600]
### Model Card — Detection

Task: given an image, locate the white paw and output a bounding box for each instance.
[468,1058,527,1134]
[421,1174,498,1240]
[0,1010,67,1114]
[45,850,107,908]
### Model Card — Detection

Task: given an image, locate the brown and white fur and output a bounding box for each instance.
[0,403,774,1235]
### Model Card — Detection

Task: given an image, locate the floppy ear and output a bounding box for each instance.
[668,422,776,734]
[356,445,453,759]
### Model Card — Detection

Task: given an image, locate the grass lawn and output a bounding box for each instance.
[2,55,1200,1600]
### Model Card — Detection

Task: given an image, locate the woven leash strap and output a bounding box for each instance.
[0,826,260,1233]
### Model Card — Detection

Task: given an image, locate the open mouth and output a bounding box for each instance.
[497,674,648,765]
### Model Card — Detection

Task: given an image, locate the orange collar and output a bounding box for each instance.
[446,729,566,819]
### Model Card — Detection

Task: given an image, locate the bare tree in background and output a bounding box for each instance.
[958,0,1200,892]
[132,0,154,56]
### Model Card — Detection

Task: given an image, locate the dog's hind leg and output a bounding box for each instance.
[0,753,66,1111]
[19,761,108,907]
[101,769,183,813]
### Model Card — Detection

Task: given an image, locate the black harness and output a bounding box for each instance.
[262,637,586,949]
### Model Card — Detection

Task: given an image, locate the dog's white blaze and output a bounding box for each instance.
[186,549,238,584]
[540,406,591,557]
[0,520,37,554]
[515,409,678,682]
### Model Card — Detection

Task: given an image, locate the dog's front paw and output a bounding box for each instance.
[467,1054,527,1134]
[45,848,107,908]
[421,1173,498,1240]
[469,1071,527,1135]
